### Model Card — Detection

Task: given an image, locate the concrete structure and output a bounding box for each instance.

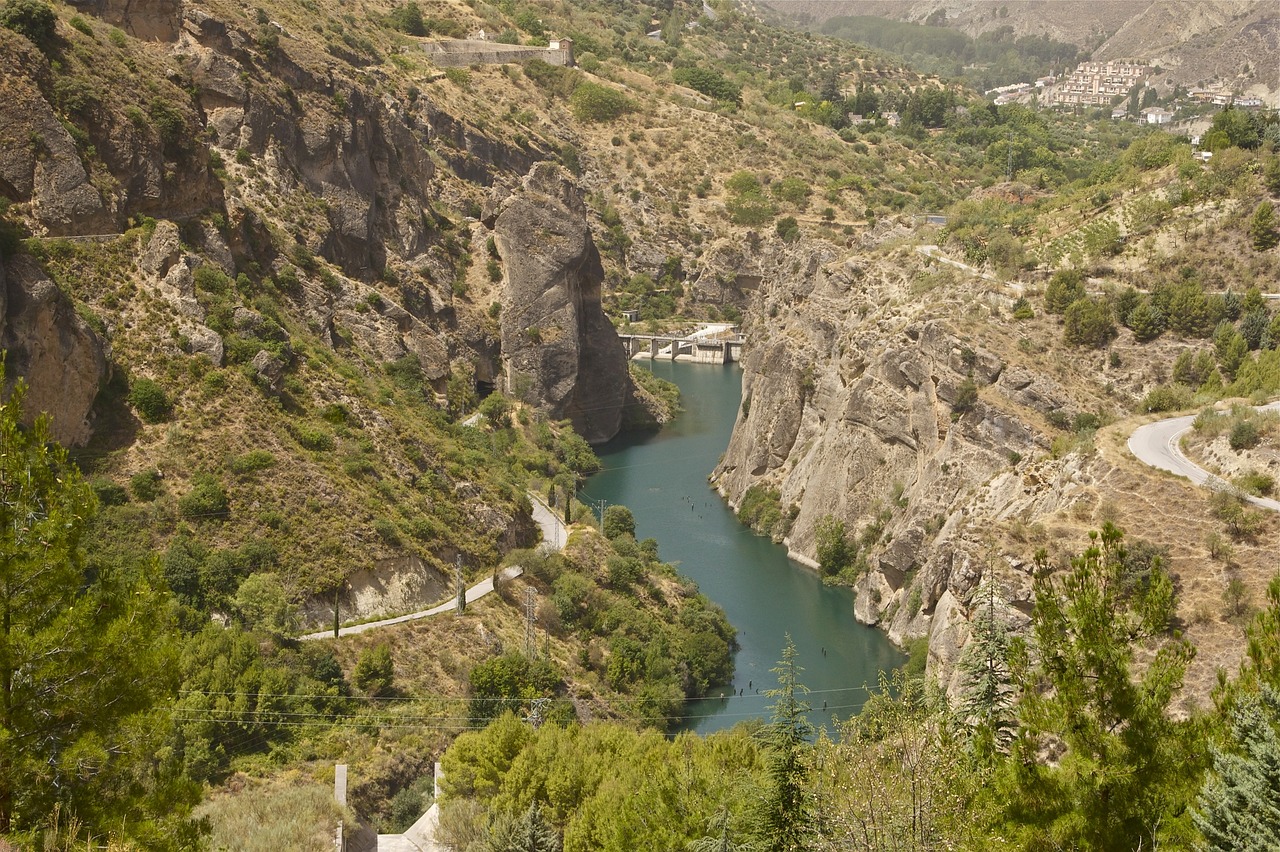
[421,37,573,68]
[1143,107,1174,125]
[619,331,744,364]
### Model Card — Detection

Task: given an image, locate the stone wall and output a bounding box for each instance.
[421,40,573,68]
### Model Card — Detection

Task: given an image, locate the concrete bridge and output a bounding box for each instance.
[618,332,744,364]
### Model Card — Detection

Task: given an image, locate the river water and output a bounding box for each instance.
[584,360,904,735]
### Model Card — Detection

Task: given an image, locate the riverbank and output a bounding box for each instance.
[585,360,904,734]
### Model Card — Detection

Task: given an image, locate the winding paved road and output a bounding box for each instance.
[1127,402,1280,512]
[298,490,567,641]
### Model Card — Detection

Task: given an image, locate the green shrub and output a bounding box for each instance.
[1229,420,1260,451]
[353,644,395,697]
[386,1,427,35]
[0,0,56,48]
[1141,384,1193,414]
[91,477,129,507]
[775,216,801,243]
[569,82,632,122]
[1063,297,1117,349]
[1044,269,1085,314]
[179,473,229,521]
[293,423,334,451]
[952,379,979,415]
[672,66,742,105]
[128,377,172,423]
[1233,469,1274,496]
[602,505,636,540]
[229,450,276,474]
[129,468,163,502]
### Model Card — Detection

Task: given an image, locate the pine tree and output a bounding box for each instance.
[757,635,815,852]
[480,801,562,852]
[0,374,199,843]
[1194,686,1280,850]
[958,581,1015,755]
[1251,202,1279,251]
[999,524,1204,848]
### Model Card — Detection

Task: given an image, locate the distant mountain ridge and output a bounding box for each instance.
[764,0,1280,94]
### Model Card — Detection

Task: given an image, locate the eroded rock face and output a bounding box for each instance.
[710,241,1105,694]
[0,257,107,446]
[492,163,628,444]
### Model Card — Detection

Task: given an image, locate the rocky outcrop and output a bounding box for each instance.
[712,241,1106,694]
[77,0,184,42]
[490,163,629,444]
[0,256,107,446]
[0,34,110,235]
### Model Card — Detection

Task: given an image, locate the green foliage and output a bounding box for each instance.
[130,468,163,502]
[601,505,635,540]
[386,1,427,36]
[724,171,777,226]
[672,66,741,106]
[814,514,854,578]
[229,449,276,475]
[737,485,790,540]
[440,715,764,851]
[1062,297,1117,349]
[353,643,395,697]
[233,572,297,637]
[468,652,561,723]
[478,801,562,852]
[757,636,815,852]
[958,583,1015,754]
[0,0,56,48]
[1251,202,1279,251]
[951,378,979,415]
[1230,420,1261,450]
[999,525,1202,849]
[569,82,632,123]
[1043,269,1085,314]
[1141,383,1193,413]
[0,377,201,842]
[774,215,800,243]
[1126,298,1166,342]
[1195,685,1280,850]
[178,472,229,521]
[129,376,172,423]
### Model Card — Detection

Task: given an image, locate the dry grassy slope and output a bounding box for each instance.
[1094,0,1280,94]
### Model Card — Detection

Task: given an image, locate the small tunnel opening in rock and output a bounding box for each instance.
[475,378,496,399]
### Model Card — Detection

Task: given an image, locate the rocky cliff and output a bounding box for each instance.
[489,163,630,444]
[712,239,1128,693]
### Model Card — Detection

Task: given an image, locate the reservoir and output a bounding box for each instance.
[584,361,904,735]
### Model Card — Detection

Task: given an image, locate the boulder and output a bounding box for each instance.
[493,163,628,443]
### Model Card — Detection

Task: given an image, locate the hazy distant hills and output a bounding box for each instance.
[765,0,1280,94]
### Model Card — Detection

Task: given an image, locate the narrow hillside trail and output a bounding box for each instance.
[298,491,565,641]
[1127,401,1280,512]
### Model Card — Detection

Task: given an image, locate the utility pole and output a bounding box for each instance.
[455,554,466,615]
[524,587,538,658]
[333,584,340,638]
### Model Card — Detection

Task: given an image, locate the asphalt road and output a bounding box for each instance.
[1127,402,1280,512]
[298,490,566,640]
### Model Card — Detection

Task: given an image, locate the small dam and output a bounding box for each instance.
[618,329,744,364]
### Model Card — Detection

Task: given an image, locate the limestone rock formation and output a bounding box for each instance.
[0,257,107,446]
[491,163,628,444]
[711,241,1109,694]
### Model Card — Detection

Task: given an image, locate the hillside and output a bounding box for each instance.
[767,0,1280,95]
[4,0,1280,844]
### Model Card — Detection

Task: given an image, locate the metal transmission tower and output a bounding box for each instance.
[524,587,538,658]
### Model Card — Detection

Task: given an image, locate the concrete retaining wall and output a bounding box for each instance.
[422,40,572,67]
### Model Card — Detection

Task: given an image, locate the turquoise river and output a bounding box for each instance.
[584,360,904,735]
